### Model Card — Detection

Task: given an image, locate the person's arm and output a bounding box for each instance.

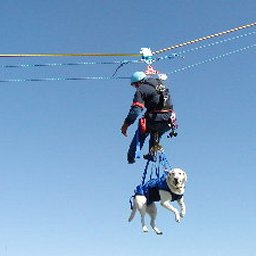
[121,90,144,136]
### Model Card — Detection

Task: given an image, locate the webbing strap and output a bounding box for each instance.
[140,149,171,185]
[135,129,141,159]
[141,159,151,185]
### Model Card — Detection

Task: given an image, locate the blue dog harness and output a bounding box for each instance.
[134,173,183,205]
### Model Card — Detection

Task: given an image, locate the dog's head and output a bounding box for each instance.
[167,168,188,194]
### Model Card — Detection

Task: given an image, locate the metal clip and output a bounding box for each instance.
[145,65,159,75]
[140,48,153,65]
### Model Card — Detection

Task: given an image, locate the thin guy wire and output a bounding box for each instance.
[169,44,256,74]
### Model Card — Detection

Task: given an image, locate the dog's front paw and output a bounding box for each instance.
[174,210,181,223]
[142,225,149,233]
[180,211,185,218]
[175,215,181,223]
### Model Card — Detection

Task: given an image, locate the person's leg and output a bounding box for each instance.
[127,129,149,164]
[147,122,170,148]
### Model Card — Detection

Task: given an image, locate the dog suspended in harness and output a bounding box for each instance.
[128,167,188,235]
[130,141,172,209]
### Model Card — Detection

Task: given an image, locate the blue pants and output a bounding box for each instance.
[127,121,170,163]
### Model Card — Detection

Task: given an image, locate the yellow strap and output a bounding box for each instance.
[0,53,140,57]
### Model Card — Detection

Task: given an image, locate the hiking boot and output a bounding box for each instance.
[127,158,135,164]
[143,154,157,162]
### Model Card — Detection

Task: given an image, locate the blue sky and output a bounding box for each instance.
[0,1,255,256]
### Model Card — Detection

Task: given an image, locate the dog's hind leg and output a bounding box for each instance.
[135,195,149,232]
[139,205,148,232]
[146,203,163,235]
[128,205,137,222]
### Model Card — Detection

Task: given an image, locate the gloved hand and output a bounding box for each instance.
[121,122,129,137]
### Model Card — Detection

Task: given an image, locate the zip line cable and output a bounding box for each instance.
[0,22,254,82]
[152,21,256,55]
[0,30,254,70]
[0,21,255,58]
[176,30,256,55]
[0,43,254,83]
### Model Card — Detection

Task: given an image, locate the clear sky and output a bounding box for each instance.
[0,1,255,256]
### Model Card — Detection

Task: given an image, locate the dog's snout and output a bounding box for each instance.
[174,177,178,185]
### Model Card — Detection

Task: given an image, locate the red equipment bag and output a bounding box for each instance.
[139,117,147,133]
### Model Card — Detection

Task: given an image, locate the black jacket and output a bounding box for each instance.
[124,78,173,125]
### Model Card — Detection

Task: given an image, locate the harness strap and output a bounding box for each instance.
[149,109,173,113]
[129,144,173,210]
[141,159,151,185]
[141,145,171,185]
[134,128,141,159]
[129,195,135,210]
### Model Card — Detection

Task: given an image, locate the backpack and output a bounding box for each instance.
[154,79,169,109]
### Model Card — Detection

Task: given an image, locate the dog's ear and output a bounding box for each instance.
[183,171,188,182]
[167,169,175,177]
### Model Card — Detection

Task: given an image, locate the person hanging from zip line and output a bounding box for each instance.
[121,71,177,164]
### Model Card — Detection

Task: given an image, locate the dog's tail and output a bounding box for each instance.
[128,196,136,222]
